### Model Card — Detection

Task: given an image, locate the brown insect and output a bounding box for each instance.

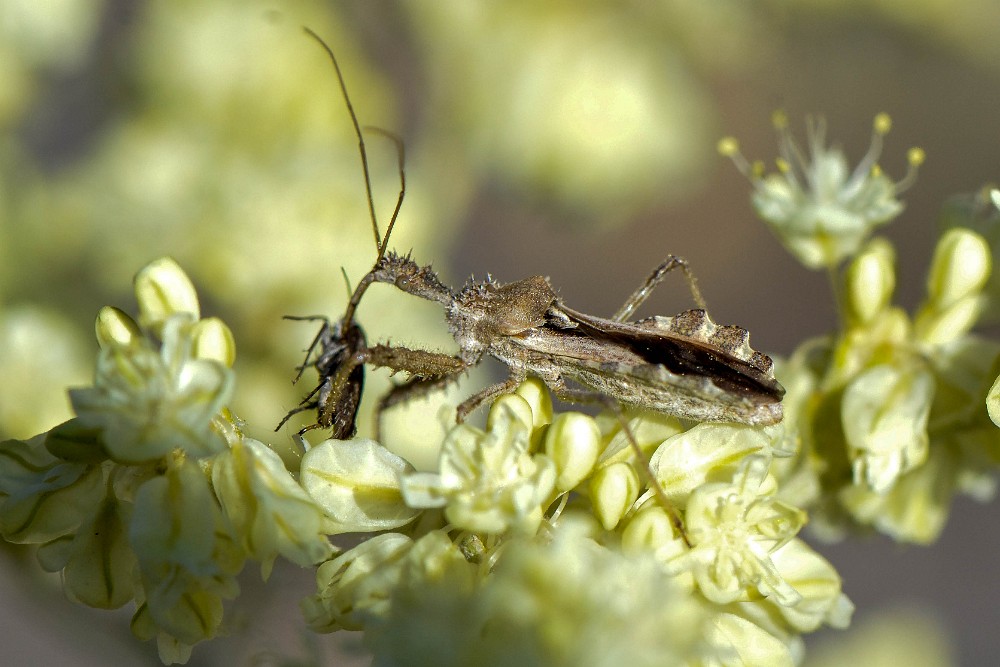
[279,29,784,544]
[362,253,784,427]
[280,30,784,439]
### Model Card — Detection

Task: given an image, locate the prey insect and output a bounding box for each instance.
[277,29,463,439]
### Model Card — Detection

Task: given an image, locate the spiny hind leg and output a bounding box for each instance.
[612,255,707,322]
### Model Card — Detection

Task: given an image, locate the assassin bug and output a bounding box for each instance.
[282,30,785,438]
[362,253,785,427]
[279,30,784,542]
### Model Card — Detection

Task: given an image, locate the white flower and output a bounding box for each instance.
[212,436,333,576]
[367,526,707,667]
[69,315,232,463]
[668,457,805,606]
[303,532,414,632]
[721,113,923,268]
[401,404,556,534]
[130,459,242,648]
[842,363,934,493]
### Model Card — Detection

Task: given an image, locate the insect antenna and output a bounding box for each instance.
[278,30,410,439]
[303,27,381,251]
[302,28,407,330]
[341,127,406,327]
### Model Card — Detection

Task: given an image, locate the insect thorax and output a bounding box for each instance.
[448,276,559,353]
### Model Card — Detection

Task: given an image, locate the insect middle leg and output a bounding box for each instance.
[612,255,708,322]
[379,374,463,413]
[454,375,524,423]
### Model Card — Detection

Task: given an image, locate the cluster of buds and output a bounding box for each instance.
[0,259,333,663]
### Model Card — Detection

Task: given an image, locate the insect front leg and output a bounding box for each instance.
[365,344,467,377]
[612,255,708,322]
[365,342,469,412]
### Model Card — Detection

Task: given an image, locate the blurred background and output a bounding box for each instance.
[2,0,998,664]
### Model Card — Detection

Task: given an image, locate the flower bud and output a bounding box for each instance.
[302,438,419,535]
[589,461,639,530]
[544,411,601,491]
[487,393,534,434]
[621,505,677,554]
[914,296,983,346]
[513,377,553,430]
[95,306,141,349]
[925,228,990,309]
[988,373,1000,428]
[134,257,200,331]
[845,238,895,325]
[192,317,236,367]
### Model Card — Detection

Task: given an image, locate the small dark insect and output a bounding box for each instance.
[277,313,367,439]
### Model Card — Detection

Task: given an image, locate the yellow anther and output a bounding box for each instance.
[907,147,925,166]
[871,164,883,178]
[873,112,892,135]
[751,160,765,178]
[717,137,739,156]
[775,157,790,173]
[771,109,789,130]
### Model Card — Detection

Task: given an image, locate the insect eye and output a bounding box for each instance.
[396,275,411,290]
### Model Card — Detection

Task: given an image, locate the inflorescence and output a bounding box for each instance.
[4,115,1000,666]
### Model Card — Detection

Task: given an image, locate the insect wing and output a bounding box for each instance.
[527,305,784,425]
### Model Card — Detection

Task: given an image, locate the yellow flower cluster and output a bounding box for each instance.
[302,379,851,665]
[720,113,923,269]
[0,259,333,664]
[723,115,1000,544]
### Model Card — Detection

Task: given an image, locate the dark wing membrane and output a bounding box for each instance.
[550,306,784,402]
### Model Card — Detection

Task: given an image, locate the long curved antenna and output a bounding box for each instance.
[304,29,407,329]
[303,27,382,253]
[339,127,406,326]
[364,126,406,260]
